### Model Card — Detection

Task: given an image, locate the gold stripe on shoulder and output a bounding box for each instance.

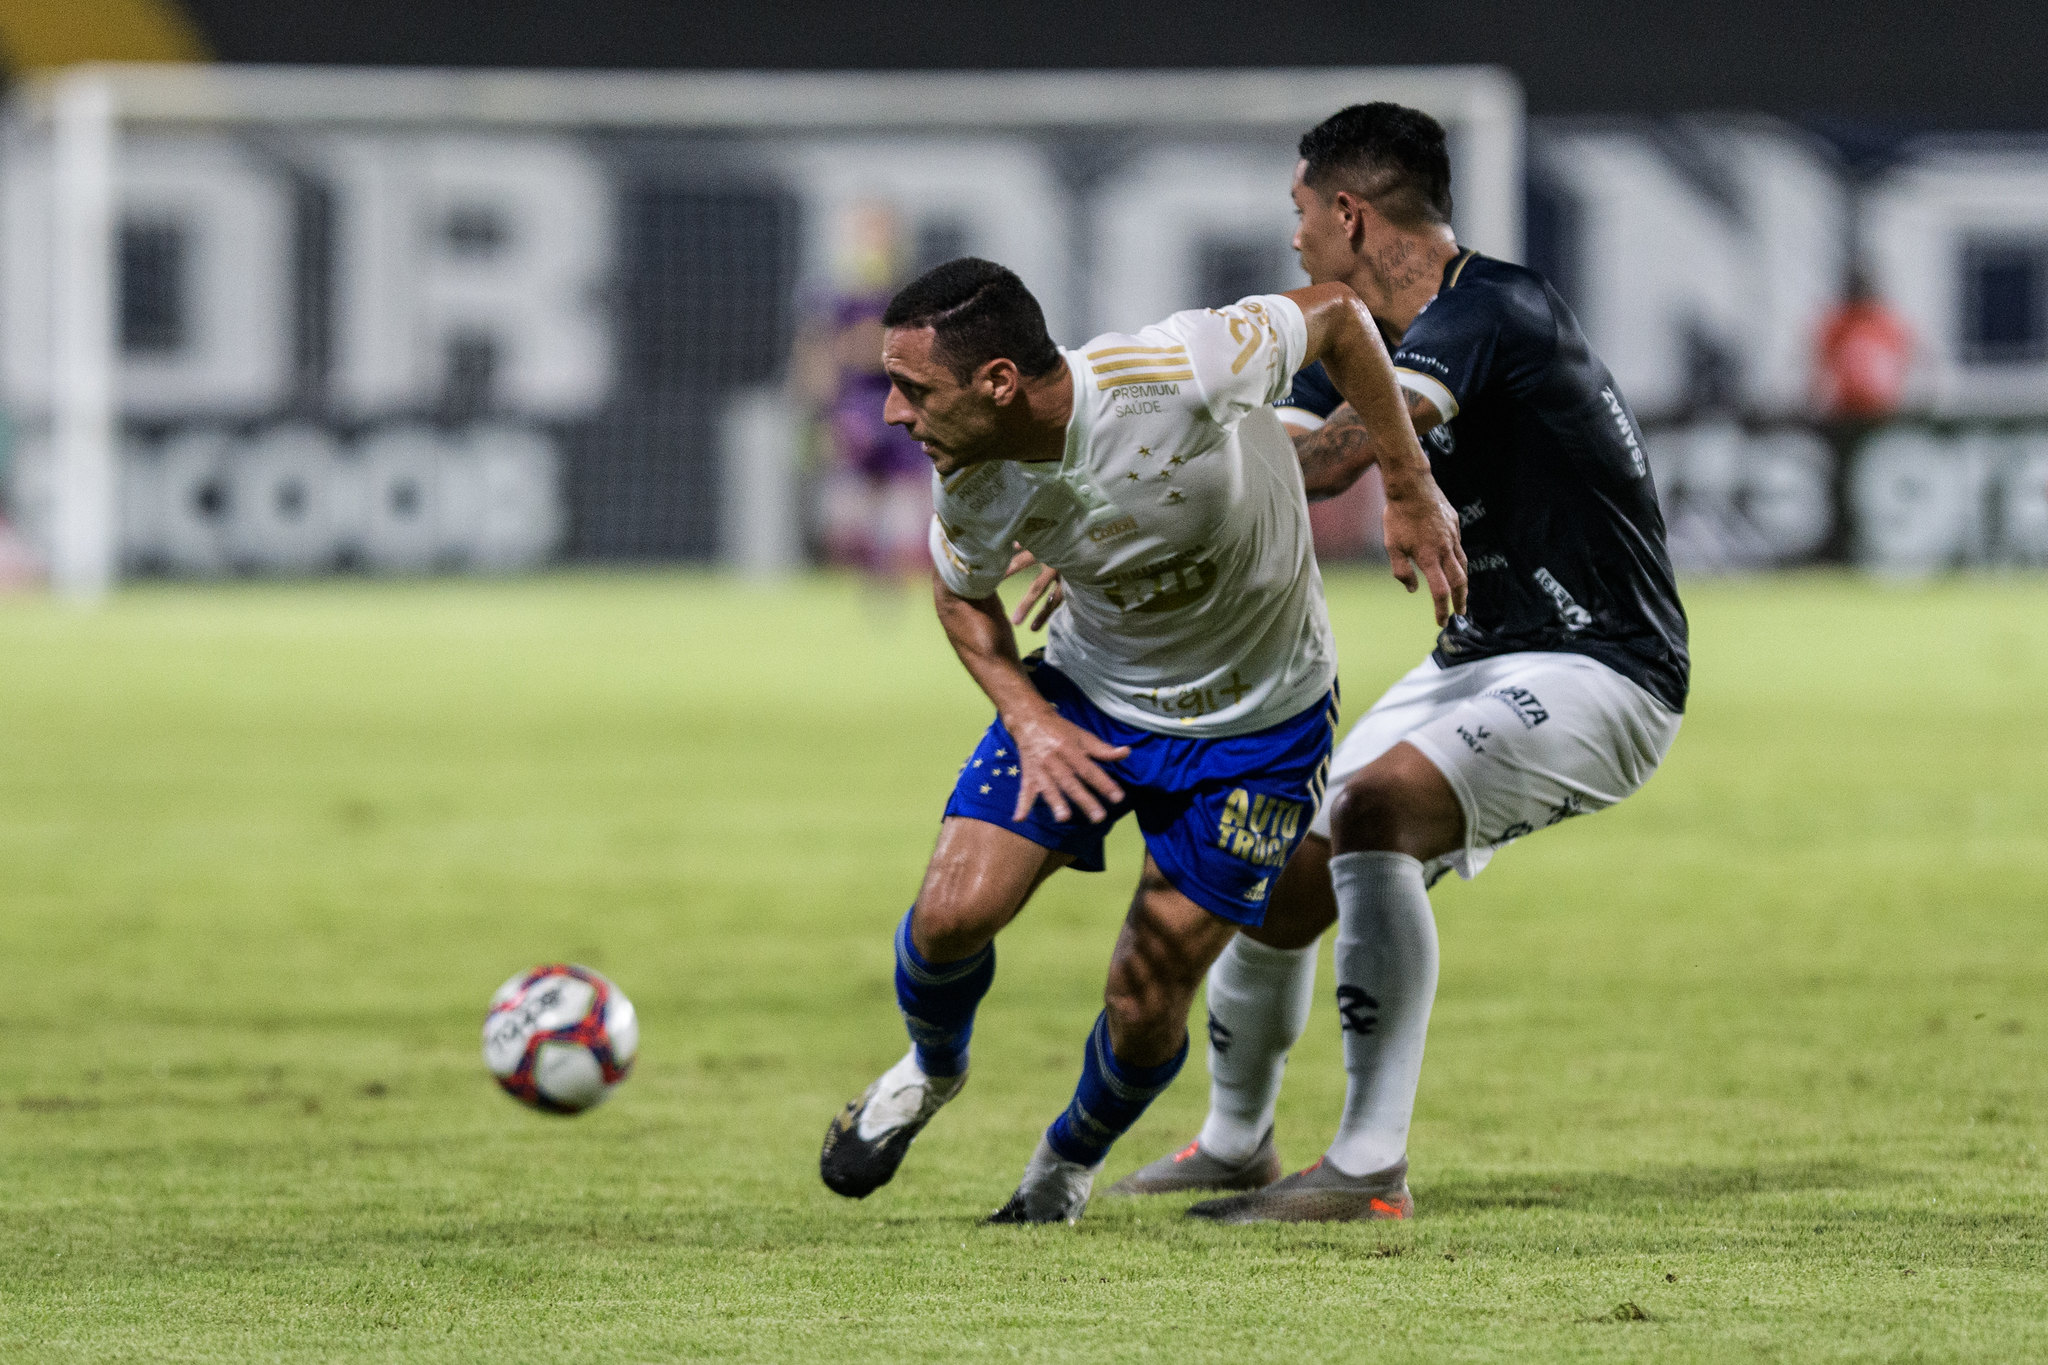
[1086,344,1188,361]
[1096,368,1193,390]
[1446,250,1477,289]
[1092,353,1191,376]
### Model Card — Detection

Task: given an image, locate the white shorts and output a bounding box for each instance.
[1309,651,1682,882]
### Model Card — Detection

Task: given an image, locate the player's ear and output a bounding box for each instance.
[979,357,1022,404]
[1338,191,1368,248]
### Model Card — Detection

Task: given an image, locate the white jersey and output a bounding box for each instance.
[930,294,1335,738]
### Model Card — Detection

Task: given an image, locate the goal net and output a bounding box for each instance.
[0,65,1522,596]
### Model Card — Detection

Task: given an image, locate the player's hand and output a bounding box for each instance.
[1007,707,1130,824]
[1009,563,1064,633]
[1005,546,1065,631]
[1381,483,1468,625]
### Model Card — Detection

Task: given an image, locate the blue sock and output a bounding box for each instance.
[1045,1012,1188,1167]
[893,907,994,1078]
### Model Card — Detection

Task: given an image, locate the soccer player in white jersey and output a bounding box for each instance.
[817,257,1465,1223]
[1104,103,1691,1221]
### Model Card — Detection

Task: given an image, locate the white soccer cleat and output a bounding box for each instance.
[986,1136,1104,1224]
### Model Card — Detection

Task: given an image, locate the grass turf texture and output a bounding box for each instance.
[1,570,2044,1362]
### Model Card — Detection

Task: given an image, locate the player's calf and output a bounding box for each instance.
[992,865,1237,1223]
[821,907,991,1199]
[992,1011,1187,1223]
[823,823,1068,1201]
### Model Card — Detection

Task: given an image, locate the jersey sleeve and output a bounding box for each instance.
[928,511,1008,599]
[1389,284,1501,424]
[1119,294,1307,429]
[1274,360,1342,429]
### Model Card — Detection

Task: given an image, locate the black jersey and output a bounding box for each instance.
[1280,251,1690,712]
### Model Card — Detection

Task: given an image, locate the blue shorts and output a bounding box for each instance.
[942,660,1337,926]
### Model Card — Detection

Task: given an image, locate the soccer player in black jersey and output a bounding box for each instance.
[1103,102,1692,1221]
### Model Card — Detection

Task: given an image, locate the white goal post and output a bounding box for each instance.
[2,64,1522,599]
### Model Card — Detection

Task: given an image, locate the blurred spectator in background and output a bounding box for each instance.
[0,511,34,589]
[0,420,40,591]
[796,201,934,586]
[1814,266,1913,419]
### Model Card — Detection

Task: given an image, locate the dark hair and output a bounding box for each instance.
[882,257,1062,381]
[1298,103,1453,229]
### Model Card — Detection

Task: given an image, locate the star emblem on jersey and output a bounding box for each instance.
[980,784,992,794]
[1137,446,1153,457]
[1164,490,1186,504]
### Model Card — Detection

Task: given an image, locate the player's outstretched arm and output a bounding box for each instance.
[1285,284,1468,623]
[1288,394,1441,502]
[933,571,1129,824]
[1289,403,1375,501]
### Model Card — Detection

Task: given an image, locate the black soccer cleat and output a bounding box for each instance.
[983,1191,1037,1224]
[819,1050,965,1199]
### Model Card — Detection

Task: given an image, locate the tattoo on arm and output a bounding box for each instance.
[1294,392,1440,501]
[1294,404,1375,501]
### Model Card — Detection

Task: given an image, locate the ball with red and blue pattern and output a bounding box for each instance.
[482,964,638,1114]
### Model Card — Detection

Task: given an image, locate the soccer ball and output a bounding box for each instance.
[482,964,638,1114]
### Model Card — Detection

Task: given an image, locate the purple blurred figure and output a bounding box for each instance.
[799,203,934,584]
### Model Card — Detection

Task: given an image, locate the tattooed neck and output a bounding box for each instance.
[1371,238,1431,296]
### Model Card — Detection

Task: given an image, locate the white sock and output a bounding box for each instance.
[1194,934,1318,1163]
[1324,851,1439,1178]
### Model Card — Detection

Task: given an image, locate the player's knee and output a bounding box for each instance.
[909,897,999,964]
[1327,769,1417,855]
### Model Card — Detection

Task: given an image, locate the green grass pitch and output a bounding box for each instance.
[1,569,2044,1362]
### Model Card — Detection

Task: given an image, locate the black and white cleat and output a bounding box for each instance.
[819,1050,966,1199]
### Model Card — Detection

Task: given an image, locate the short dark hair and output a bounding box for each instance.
[1298,103,1453,229]
[882,257,1062,381]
